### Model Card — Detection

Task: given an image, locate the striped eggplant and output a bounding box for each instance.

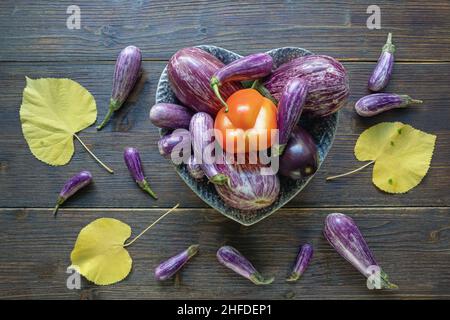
[264,55,349,117]
[275,78,308,155]
[214,161,280,211]
[217,246,274,285]
[124,147,158,199]
[324,213,397,289]
[368,33,395,92]
[155,245,199,281]
[97,45,142,130]
[210,53,273,110]
[150,103,193,130]
[187,155,204,180]
[286,243,313,282]
[53,171,92,216]
[168,47,242,116]
[190,112,229,185]
[158,129,191,158]
[355,93,422,117]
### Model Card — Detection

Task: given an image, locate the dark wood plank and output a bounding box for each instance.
[0,207,448,299]
[1,1,450,62]
[0,61,449,208]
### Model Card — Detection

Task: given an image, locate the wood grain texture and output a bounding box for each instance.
[1,1,450,62]
[0,207,448,300]
[0,61,448,208]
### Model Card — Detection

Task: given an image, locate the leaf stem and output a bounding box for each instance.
[73,134,114,174]
[326,160,375,181]
[123,203,180,247]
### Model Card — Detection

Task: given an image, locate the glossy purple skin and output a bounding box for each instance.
[111,46,142,109]
[211,53,273,85]
[264,55,349,117]
[155,245,199,281]
[276,78,308,152]
[59,171,92,200]
[158,129,191,158]
[279,126,319,180]
[124,147,146,183]
[287,244,313,281]
[217,246,274,285]
[187,155,204,180]
[149,103,193,130]
[214,162,280,211]
[355,93,421,117]
[368,33,395,92]
[168,47,242,116]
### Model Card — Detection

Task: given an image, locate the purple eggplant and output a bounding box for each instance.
[158,129,191,158]
[286,244,313,282]
[168,47,242,116]
[275,78,308,155]
[187,155,204,180]
[214,161,280,211]
[217,246,274,285]
[368,33,395,92]
[190,112,229,185]
[355,93,422,117]
[210,53,273,111]
[53,171,92,216]
[97,46,142,130]
[155,244,199,281]
[149,103,193,130]
[124,147,158,199]
[279,126,319,180]
[324,213,397,289]
[264,55,349,117]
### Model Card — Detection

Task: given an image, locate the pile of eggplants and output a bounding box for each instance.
[150,47,349,211]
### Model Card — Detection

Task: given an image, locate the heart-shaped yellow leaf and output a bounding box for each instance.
[20,77,97,166]
[70,218,132,286]
[355,122,436,193]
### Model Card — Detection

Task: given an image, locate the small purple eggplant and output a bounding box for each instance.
[286,244,313,282]
[210,53,273,111]
[158,129,191,158]
[155,245,199,281]
[149,103,193,130]
[186,155,204,180]
[217,246,274,285]
[324,213,397,289]
[355,93,422,117]
[97,45,142,130]
[53,171,92,216]
[275,78,308,155]
[368,33,395,92]
[124,147,157,199]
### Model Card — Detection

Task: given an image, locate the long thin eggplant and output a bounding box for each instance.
[279,126,318,180]
[324,213,397,289]
[124,147,158,199]
[355,93,422,117]
[264,55,349,117]
[368,33,395,92]
[190,112,229,185]
[286,244,313,282]
[217,246,274,285]
[186,155,204,180]
[158,129,191,159]
[53,171,92,216]
[155,245,199,281]
[150,103,193,130]
[210,53,273,110]
[275,78,308,155]
[97,46,142,130]
[168,47,242,116]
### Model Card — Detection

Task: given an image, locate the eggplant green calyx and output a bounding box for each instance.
[286,272,301,282]
[402,95,423,105]
[209,173,230,186]
[273,144,286,157]
[210,77,229,112]
[138,179,158,200]
[96,99,121,130]
[249,273,275,285]
[378,270,398,289]
[53,197,65,217]
[187,244,200,258]
[382,32,396,54]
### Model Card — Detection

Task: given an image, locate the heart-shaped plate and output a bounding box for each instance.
[155,45,338,226]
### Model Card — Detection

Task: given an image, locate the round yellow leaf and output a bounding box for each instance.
[355,122,436,193]
[20,77,97,166]
[70,218,132,286]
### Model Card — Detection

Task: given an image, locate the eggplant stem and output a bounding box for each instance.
[123,203,179,247]
[286,272,300,282]
[141,179,158,199]
[73,134,114,174]
[326,160,375,181]
[251,79,260,89]
[96,108,114,131]
[210,79,229,112]
[53,203,60,217]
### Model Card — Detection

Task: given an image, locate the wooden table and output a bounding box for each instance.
[0,1,449,300]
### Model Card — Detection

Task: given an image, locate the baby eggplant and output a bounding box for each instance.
[368,33,395,92]
[53,171,93,216]
[286,243,313,282]
[155,245,199,281]
[150,103,193,130]
[355,93,422,117]
[124,147,157,199]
